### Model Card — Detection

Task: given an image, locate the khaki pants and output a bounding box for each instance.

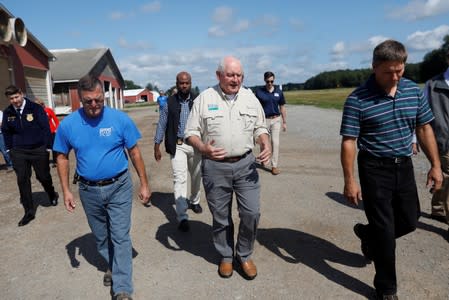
[266,116,281,168]
[431,151,449,222]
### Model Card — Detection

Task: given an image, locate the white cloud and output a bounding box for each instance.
[232,20,250,33]
[109,11,127,20]
[212,6,233,23]
[406,25,449,51]
[118,46,289,89]
[208,26,226,37]
[388,0,449,21]
[141,1,161,13]
[331,41,345,60]
[117,37,152,50]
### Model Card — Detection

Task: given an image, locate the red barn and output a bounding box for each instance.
[123,88,153,103]
[50,48,125,115]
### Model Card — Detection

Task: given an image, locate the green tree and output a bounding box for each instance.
[420,34,449,81]
[124,80,141,89]
[145,82,155,91]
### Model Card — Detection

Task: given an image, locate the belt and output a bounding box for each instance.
[217,150,251,163]
[266,115,280,119]
[78,170,127,186]
[359,151,410,164]
[176,138,183,145]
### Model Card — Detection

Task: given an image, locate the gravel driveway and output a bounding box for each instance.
[0,105,448,299]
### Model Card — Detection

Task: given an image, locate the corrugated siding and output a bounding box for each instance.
[24,67,47,102]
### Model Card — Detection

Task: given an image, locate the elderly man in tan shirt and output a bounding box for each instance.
[185,56,271,280]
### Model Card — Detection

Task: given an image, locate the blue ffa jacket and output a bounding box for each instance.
[1,98,51,150]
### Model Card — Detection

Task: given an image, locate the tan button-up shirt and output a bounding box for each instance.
[185,85,269,157]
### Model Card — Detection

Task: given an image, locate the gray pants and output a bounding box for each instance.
[201,153,260,263]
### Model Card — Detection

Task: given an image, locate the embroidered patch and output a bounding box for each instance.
[99,127,112,136]
[208,104,219,111]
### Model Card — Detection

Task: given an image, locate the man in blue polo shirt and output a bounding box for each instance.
[255,71,286,175]
[54,75,151,300]
[340,40,442,300]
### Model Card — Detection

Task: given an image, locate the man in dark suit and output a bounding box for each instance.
[1,85,58,226]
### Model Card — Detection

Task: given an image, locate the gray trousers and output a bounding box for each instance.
[201,153,260,263]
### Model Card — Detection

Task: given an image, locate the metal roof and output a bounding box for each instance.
[50,48,109,82]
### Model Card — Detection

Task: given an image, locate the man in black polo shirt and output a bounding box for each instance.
[1,85,58,226]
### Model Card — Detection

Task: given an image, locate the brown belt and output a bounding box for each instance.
[266,115,280,119]
[176,138,183,145]
[218,150,251,163]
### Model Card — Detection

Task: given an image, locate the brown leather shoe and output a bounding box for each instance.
[218,261,233,278]
[240,259,257,280]
[271,167,280,175]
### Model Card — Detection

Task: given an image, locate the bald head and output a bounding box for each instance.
[176,71,192,98]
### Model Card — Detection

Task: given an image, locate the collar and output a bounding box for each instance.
[366,74,404,98]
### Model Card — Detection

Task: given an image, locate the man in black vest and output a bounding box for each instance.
[2,85,58,226]
[154,71,202,232]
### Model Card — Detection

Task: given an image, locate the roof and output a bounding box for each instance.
[0,4,55,60]
[123,89,147,96]
[50,48,124,86]
[50,48,107,82]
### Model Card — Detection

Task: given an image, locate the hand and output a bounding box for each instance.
[412,143,420,155]
[343,180,362,206]
[154,144,162,161]
[282,123,287,132]
[139,184,152,205]
[64,191,76,212]
[427,166,443,192]
[257,139,271,165]
[201,140,227,160]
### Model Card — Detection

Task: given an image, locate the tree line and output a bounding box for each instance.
[288,35,449,91]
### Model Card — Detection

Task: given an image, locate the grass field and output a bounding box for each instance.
[284,88,354,110]
[122,88,354,111]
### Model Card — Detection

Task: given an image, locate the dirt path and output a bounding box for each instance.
[0,105,448,299]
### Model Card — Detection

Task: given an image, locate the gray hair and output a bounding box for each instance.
[216,56,244,75]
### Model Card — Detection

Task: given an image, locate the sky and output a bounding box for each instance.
[3,0,449,91]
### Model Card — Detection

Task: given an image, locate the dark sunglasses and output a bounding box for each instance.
[265,80,274,83]
[82,98,104,105]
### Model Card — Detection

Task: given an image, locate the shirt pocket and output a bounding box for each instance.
[239,108,258,131]
[204,111,225,136]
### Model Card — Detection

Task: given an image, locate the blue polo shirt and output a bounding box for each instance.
[340,75,434,157]
[255,86,286,117]
[53,107,141,181]
[157,95,168,109]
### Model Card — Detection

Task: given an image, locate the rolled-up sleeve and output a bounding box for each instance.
[184,97,202,140]
[254,103,269,138]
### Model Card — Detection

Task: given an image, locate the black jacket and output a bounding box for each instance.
[1,98,51,150]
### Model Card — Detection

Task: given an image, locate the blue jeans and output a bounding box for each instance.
[78,171,133,295]
[0,132,12,166]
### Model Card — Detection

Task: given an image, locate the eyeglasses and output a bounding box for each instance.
[265,80,274,84]
[82,98,104,105]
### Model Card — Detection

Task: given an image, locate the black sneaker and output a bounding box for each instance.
[190,203,203,214]
[353,223,373,262]
[50,192,59,206]
[377,293,398,300]
[178,219,190,232]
